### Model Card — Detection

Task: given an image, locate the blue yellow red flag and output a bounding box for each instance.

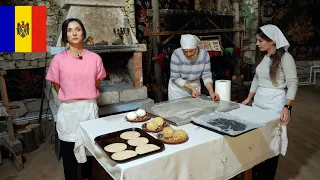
[0,6,46,52]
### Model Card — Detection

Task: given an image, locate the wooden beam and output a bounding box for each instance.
[144,28,246,36]
[161,18,196,44]
[147,9,234,17]
[205,17,236,46]
[0,75,16,142]
[152,0,163,102]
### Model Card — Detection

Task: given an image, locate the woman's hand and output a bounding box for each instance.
[280,107,290,123]
[191,88,200,98]
[210,92,220,101]
[241,97,251,105]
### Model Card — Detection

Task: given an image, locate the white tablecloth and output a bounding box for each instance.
[79,104,281,180]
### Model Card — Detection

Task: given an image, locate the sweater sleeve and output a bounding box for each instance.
[249,74,259,93]
[45,55,60,84]
[96,55,107,80]
[282,53,298,100]
[202,51,213,85]
[170,52,186,87]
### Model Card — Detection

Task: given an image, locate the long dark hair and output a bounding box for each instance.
[255,28,285,85]
[61,18,87,45]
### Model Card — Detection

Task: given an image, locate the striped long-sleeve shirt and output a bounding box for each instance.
[170,48,213,87]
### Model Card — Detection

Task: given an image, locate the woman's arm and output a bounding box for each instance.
[96,80,101,89]
[282,53,298,101]
[280,53,298,122]
[170,52,187,87]
[242,74,258,105]
[53,82,60,93]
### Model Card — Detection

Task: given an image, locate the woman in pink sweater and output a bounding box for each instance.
[46,18,106,180]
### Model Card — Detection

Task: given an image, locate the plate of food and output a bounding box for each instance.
[125,109,152,122]
[94,128,165,163]
[142,117,171,133]
[157,127,189,144]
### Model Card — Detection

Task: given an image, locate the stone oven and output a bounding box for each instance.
[45,0,153,119]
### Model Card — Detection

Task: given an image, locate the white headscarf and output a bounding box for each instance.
[260,24,290,51]
[180,34,200,49]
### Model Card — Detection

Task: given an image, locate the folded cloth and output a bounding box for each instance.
[74,103,99,163]
[270,123,288,156]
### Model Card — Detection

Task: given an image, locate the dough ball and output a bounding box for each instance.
[136,109,146,117]
[146,121,158,131]
[153,117,164,126]
[162,127,174,138]
[126,112,137,121]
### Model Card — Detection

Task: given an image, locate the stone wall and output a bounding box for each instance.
[240,0,259,64]
[194,0,216,11]
[0,0,61,70]
[296,60,320,84]
[124,0,136,35]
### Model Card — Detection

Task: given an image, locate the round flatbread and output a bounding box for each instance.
[111,150,137,161]
[135,144,160,154]
[127,137,149,146]
[120,131,140,140]
[104,143,127,153]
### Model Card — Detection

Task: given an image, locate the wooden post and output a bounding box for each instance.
[151,0,163,102]
[242,168,252,180]
[0,71,16,142]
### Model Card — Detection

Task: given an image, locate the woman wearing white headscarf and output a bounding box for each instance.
[168,34,220,101]
[242,24,298,180]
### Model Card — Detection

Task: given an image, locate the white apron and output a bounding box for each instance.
[57,99,99,163]
[252,87,288,156]
[168,79,201,101]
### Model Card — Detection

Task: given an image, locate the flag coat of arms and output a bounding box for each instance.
[0,6,46,52]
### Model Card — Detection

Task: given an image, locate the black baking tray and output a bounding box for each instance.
[191,121,259,137]
[94,128,165,163]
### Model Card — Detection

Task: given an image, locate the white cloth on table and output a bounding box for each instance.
[252,87,288,156]
[56,99,98,163]
[79,104,281,180]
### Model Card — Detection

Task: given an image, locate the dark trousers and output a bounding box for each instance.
[60,140,93,180]
[253,155,279,180]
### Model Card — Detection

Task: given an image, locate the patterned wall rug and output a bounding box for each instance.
[260,0,320,59]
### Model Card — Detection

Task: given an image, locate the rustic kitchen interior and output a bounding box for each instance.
[0,0,320,180]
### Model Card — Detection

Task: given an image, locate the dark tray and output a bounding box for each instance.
[94,128,165,163]
[191,121,258,137]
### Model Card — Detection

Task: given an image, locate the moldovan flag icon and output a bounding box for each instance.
[0,6,46,52]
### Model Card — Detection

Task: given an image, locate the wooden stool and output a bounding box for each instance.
[28,119,39,125]
[25,124,44,147]
[13,120,29,132]
[17,128,38,153]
